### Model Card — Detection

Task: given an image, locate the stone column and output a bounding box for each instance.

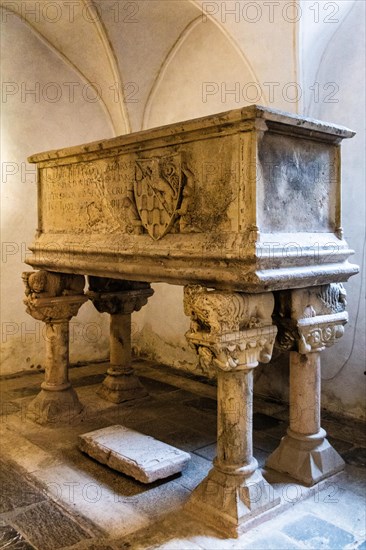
[87,277,154,403]
[183,286,279,537]
[22,270,87,425]
[266,284,348,485]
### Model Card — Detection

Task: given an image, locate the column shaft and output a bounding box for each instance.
[110,313,131,372]
[217,369,253,469]
[289,351,321,436]
[43,321,70,390]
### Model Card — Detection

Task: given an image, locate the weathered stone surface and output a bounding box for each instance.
[267,286,348,485]
[87,278,153,404]
[26,105,358,292]
[22,272,87,425]
[184,289,280,536]
[78,425,191,483]
[22,106,360,537]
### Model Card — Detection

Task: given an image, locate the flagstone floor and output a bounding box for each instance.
[0,359,365,550]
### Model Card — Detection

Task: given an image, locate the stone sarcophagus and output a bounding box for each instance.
[27,105,357,290]
[23,105,358,537]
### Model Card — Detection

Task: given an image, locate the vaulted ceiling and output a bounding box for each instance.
[1,0,357,135]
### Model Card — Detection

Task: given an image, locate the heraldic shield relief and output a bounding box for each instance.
[134,153,184,240]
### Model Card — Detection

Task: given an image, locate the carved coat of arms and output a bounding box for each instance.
[134,153,184,240]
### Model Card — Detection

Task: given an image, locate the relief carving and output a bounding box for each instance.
[134,152,187,240]
[190,326,277,373]
[23,270,85,299]
[184,285,265,335]
[274,284,348,354]
[87,277,153,315]
[184,286,276,374]
[22,271,87,322]
[317,283,347,313]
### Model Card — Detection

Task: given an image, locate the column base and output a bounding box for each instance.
[185,465,280,537]
[266,428,345,486]
[27,387,84,426]
[97,369,148,404]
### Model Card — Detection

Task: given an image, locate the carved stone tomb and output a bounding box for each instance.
[23,105,358,535]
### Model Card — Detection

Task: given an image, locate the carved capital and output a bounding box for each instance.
[184,286,276,374]
[184,285,274,335]
[23,271,87,322]
[187,326,277,374]
[87,277,153,315]
[296,313,347,354]
[274,284,348,354]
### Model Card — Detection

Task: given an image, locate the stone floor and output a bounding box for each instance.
[0,359,365,550]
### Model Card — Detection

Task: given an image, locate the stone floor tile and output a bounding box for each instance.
[4,385,40,400]
[181,396,217,415]
[174,452,212,491]
[0,428,61,473]
[130,480,190,520]
[167,406,217,438]
[32,463,150,537]
[241,532,302,549]
[253,413,285,432]
[74,386,126,417]
[132,419,215,452]
[323,418,366,447]
[1,360,365,550]
[292,482,366,541]
[0,460,45,513]
[0,400,20,417]
[194,443,216,461]
[148,539,203,549]
[138,376,183,396]
[253,447,269,468]
[132,362,216,400]
[253,431,281,453]
[59,446,143,497]
[72,373,105,388]
[114,511,219,550]
[253,397,288,417]
[11,501,92,549]
[342,447,366,467]
[68,362,109,380]
[337,465,366,498]
[103,398,186,428]
[0,524,35,549]
[282,513,355,549]
[63,542,117,550]
[357,541,366,549]
[328,436,354,454]
[0,375,43,393]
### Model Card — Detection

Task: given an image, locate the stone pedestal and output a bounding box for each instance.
[87,278,153,403]
[183,286,279,537]
[22,271,87,425]
[267,284,348,485]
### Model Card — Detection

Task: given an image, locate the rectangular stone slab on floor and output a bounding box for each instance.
[78,425,191,483]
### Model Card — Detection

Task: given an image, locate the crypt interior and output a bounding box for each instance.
[0,1,365,549]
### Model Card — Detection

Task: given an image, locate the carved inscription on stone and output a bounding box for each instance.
[40,136,239,237]
[42,160,129,234]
